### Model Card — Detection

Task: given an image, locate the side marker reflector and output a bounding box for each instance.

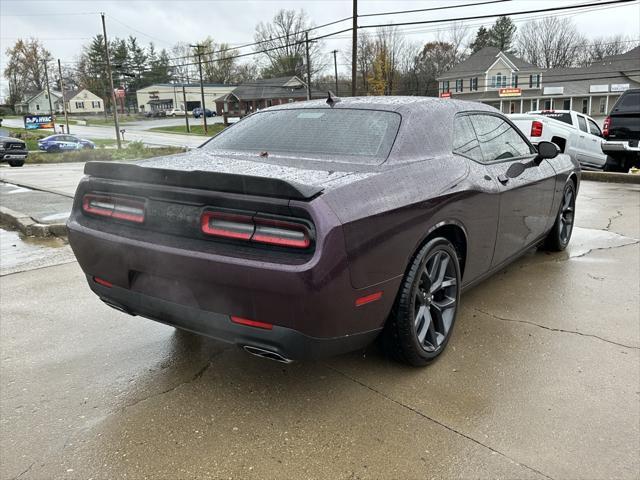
[355,291,383,307]
[94,277,113,288]
[231,316,273,330]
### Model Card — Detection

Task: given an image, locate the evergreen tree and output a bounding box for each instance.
[470,26,491,53]
[489,16,517,52]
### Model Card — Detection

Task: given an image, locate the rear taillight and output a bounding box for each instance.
[602,116,611,137]
[82,193,146,223]
[252,217,311,248]
[200,210,312,249]
[530,120,543,137]
[201,211,254,240]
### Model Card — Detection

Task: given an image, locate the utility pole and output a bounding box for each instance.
[57,59,70,134]
[191,44,208,134]
[351,0,358,96]
[182,81,190,133]
[332,50,339,95]
[101,13,122,149]
[305,32,312,100]
[43,60,56,132]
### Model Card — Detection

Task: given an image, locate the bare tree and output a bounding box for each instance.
[581,35,639,65]
[170,42,196,82]
[516,17,586,68]
[254,9,324,79]
[4,38,53,104]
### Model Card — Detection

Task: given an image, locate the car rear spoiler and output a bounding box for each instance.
[84,162,324,201]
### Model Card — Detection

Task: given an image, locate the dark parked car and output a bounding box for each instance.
[192,107,215,118]
[602,88,640,171]
[38,134,96,153]
[0,135,27,167]
[144,110,167,118]
[67,97,579,366]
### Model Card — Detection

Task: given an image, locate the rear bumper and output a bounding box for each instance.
[602,141,640,153]
[88,276,381,361]
[67,195,401,357]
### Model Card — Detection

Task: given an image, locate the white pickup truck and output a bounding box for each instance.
[509,110,608,170]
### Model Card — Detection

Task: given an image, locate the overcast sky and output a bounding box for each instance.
[1,0,639,98]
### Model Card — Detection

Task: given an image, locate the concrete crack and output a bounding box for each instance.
[119,355,217,411]
[605,210,623,231]
[12,461,34,480]
[325,364,555,480]
[474,308,638,350]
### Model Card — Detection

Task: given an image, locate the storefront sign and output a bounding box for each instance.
[610,83,630,92]
[24,114,54,130]
[589,84,609,93]
[439,92,451,98]
[499,87,522,97]
[543,86,564,95]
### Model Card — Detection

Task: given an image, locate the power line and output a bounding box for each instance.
[359,0,636,29]
[359,0,511,18]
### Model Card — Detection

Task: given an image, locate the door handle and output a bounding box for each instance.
[497,174,509,184]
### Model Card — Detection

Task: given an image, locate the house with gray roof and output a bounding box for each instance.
[214,76,324,120]
[437,46,640,123]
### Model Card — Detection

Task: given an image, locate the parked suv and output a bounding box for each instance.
[0,136,27,167]
[602,88,640,172]
[192,107,215,118]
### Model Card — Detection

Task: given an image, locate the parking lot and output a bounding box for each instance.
[1,179,638,479]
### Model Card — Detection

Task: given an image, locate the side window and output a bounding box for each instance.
[587,119,602,137]
[470,114,533,162]
[577,115,588,133]
[452,115,483,162]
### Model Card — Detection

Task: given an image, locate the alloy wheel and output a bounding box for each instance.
[559,187,575,244]
[414,249,458,352]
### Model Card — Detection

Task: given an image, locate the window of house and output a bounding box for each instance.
[470,114,533,162]
[599,97,607,114]
[563,99,571,110]
[91,101,101,108]
[512,74,518,88]
[455,79,464,92]
[530,99,538,111]
[536,74,541,87]
[544,99,552,110]
[452,115,482,162]
[473,77,478,91]
[582,99,588,114]
[75,101,85,109]
[443,80,450,92]
[491,73,507,89]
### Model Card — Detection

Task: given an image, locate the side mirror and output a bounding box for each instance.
[535,141,560,164]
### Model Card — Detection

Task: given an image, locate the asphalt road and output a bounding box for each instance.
[1,117,219,148]
[1,180,639,479]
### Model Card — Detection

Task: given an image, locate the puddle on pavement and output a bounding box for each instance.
[0,227,76,275]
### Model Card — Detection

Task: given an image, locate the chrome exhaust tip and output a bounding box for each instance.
[243,345,293,364]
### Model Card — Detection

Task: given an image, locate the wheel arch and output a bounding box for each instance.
[411,221,468,280]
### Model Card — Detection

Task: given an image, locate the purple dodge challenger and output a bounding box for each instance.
[67,97,579,366]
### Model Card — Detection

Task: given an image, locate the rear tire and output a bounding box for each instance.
[543,181,576,251]
[382,237,461,366]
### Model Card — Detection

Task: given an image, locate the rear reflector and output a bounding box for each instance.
[231,316,273,330]
[530,120,543,137]
[201,210,312,249]
[93,276,113,288]
[83,194,145,223]
[355,291,383,307]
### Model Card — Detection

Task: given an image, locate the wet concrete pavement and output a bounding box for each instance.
[1,180,638,479]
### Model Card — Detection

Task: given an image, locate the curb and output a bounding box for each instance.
[0,206,67,238]
[581,171,640,184]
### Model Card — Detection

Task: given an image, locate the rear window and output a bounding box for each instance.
[536,112,572,125]
[204,108,401,164]
[614,91,640,113]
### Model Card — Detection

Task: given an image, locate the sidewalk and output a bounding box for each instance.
[0,182,72,236]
